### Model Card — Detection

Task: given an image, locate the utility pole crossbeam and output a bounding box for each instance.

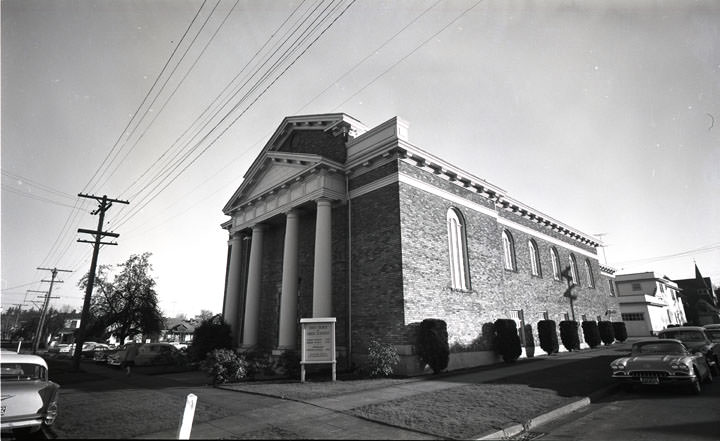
[74,194,129,371]
[33,268,72,354]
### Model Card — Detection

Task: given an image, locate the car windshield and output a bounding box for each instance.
[660,331,706,342]
[1,363,47,381]
[632,342,686,355]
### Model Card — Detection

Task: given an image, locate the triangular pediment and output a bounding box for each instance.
[223,152,327,213]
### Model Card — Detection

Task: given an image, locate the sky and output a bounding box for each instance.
[2,0,719,319]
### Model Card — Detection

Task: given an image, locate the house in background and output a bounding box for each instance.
[614,272,686,336]
[157,317,197,344]
[674,264,720,325]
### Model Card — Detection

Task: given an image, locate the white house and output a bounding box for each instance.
[614,272,686,336]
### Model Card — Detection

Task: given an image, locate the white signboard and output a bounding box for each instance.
[300,317,336,382]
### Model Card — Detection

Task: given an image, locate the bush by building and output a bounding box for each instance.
[581,320,601,348]
[523,324,535,358]
[188,315,232,362]
[366,338,400,377]
[559,320,580,352]
[537,320,559,355]
[417,319,449,374]
[493,319,522,363]
[201,348,247,385]
[598,321,615,345]
[612,321,628,342]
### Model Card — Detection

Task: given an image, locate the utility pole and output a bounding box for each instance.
[30,266,70,353]
[73,193,129,371]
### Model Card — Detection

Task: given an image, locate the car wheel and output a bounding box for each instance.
[689,369,702,395]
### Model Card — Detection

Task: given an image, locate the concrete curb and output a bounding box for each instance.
[474,383,621,440]
[474,397,590,440]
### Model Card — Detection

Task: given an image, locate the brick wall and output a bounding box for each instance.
[278,130,347,163]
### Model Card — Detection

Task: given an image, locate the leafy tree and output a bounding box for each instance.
[78,252,163,345]
[197,310,214,322]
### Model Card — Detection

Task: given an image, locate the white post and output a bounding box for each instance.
[278,210,299,349]
[177,393,197,440]
[243,224,265,347]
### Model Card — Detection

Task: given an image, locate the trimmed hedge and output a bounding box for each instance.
[581,321,601,348]
[598,321,615,345]
[417,319,450,374]
[559,320,580,352]
[523,324,535,358]
[494,319,522,363]
[612,322,628,342]
[537,320,559,355]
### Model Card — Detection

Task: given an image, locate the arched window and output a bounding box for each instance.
[502,230,516,271]
[550,247,561,280]
[585,259,595,288]
[528,240,541,276]
[447,208,470,290]
[569,254,579,285]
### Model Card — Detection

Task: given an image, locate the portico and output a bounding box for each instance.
[221,135,351,350]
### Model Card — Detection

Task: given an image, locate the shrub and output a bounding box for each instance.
[244,350,274,378]
[612,322,628,342]
[201,348,247,385]
[598,321,615,345]
[523,324,535,358]
[367,338,400,377]
[417,319,449,374]
[537,320,559,355]
[581,321,601,348]
[493,319,522,363]
[188,315,232,362]
[559,320,580,351]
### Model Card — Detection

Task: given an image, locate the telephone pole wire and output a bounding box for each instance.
[32,267,71,353]
[73,194,129,370]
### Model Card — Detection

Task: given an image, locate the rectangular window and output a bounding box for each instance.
[621,312,645,321]
[608,280,616,296]
[631,283,642,291]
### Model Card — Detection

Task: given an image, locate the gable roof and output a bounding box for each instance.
[222,114,366,215]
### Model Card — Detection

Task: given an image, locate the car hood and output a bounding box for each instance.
[623,354,690,368]
[1,380,59,420]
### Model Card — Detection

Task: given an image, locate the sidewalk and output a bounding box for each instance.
[135,342,633,440]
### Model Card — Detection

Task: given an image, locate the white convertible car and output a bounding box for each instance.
[1,350,60,435]
[610,339,713,394]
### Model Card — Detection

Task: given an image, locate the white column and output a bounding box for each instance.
[223,234,243,346]
[242,224,265,348]
[278,210,299,349]
[313,198,333,317]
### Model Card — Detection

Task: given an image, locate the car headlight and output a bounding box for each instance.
[670,362,690,371]
[611,361,627,370]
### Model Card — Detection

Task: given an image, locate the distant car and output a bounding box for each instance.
[134,343,186,366]
[106,343,141,367]
[610,339,713,394]
[703,326,720,344]
[0,350,60,435]
[657,326,720,376]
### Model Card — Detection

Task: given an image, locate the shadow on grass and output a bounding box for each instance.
[483,354,622,398]
[45,356,210,391]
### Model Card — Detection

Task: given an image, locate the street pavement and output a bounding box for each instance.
[123,342,634,440]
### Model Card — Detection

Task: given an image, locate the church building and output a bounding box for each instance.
[221,113,620,374]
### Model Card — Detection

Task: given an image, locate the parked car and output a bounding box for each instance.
[134,343,186,366]
[106,343,141,367]
[657,326,720,375]
[610,339,713,394]
[0,350,60,436]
